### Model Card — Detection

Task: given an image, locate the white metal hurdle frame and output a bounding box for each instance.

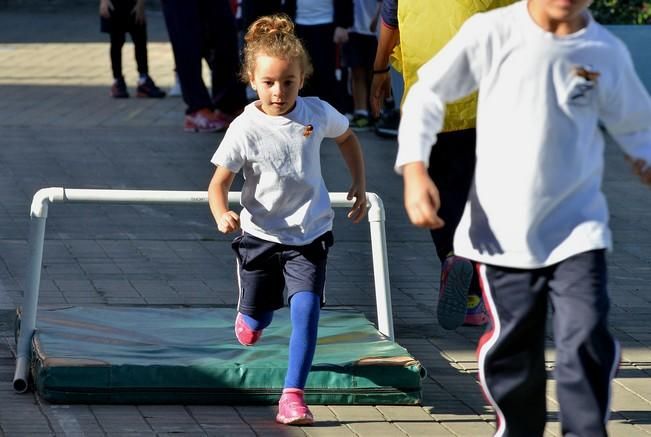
[13,188,394,392]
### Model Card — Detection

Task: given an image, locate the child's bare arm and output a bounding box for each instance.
[208,166,240,233]
[370,23,399,118]
[334,128,367,223]
[401,161,445,229]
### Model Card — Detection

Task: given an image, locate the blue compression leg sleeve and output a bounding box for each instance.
[284,291,321,389]
[241,311,273,331]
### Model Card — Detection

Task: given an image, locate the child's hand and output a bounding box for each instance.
[629,157,651,185]
[217,211,240,234]
[99,0,113,18]
[346,185,367,223]
[402,162,445,229]
[333,27,349,44]
[132,0,145,24]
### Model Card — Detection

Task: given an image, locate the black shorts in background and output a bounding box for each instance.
[343,32,377,70]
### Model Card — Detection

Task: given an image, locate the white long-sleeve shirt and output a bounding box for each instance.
[396,1,651,268]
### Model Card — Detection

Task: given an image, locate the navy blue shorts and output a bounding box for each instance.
[232,231,334,316]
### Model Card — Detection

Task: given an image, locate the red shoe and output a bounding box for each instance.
[276,389,314,426]
[184,108,226,133]
[437,255,473,330]
[234,312,263,346]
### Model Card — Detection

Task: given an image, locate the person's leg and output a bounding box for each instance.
[108,31,129,98]
[351,67,367,113]
[277,232,332,426]
[345,33,372,128]
[428,129,481,329]
[476,263,549,436]
[109,31,126,81]
[200,0,246,117]
[296,23,337,107]
[549,249,619,437]
[284,291,320,389]
[129,22,149,78]
[128,23,166,98]
[160,0,213,113]
[428,128,476,261]
[231,233,285,346]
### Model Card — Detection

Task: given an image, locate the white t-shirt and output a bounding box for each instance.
[212,96,349,245]
[296,0,333,26]
[396,1,651,268]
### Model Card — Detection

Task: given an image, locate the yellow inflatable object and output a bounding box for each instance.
[393,0,515,132]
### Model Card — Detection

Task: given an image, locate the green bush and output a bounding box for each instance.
[591,0,651,24]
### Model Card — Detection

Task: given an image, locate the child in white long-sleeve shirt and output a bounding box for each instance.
[396,0,651,435]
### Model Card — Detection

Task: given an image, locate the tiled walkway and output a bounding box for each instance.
[0,7,649,436]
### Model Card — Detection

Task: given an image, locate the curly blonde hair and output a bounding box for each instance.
[241,14,313,84]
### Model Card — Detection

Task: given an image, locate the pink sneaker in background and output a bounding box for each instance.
[183,108,226,133]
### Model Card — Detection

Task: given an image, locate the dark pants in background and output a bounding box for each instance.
[296,23,340,110]
[428,128,477,262]
[161,0,245,115]
[241,0,284,30]
[101,0,149,80]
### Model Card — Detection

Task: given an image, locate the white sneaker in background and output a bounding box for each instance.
[168,73,182,97]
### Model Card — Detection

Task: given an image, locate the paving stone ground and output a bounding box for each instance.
[0,7,649,437]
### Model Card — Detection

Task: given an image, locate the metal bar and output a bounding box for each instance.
[13,188,394,392]
[366,194,394,340]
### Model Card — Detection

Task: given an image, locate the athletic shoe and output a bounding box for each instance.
[234,312,263,346]
[374,108,399,138]
[350,114,372,131]
[136,76,166,98]
[437,255,473,330]
[213,109,237,129]
[463,293,490,326]
[184,108,226,133]
[276,389,314,426]
[111,77,129,98]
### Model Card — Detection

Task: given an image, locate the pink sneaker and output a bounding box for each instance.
[184,108,226,133]
[234,313,263,346]
[463,293,490,326]
[438,255,473,330]
[276,389,314,426]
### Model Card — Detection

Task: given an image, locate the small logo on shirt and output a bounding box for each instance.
[303,124,314,137]
[568,65,600,105]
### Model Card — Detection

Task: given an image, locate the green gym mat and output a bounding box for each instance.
[27,306,425,404]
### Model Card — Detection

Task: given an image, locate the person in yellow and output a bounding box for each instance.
[371,0,515,329]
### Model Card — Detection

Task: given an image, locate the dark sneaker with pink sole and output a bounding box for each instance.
[438,255,473,330]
